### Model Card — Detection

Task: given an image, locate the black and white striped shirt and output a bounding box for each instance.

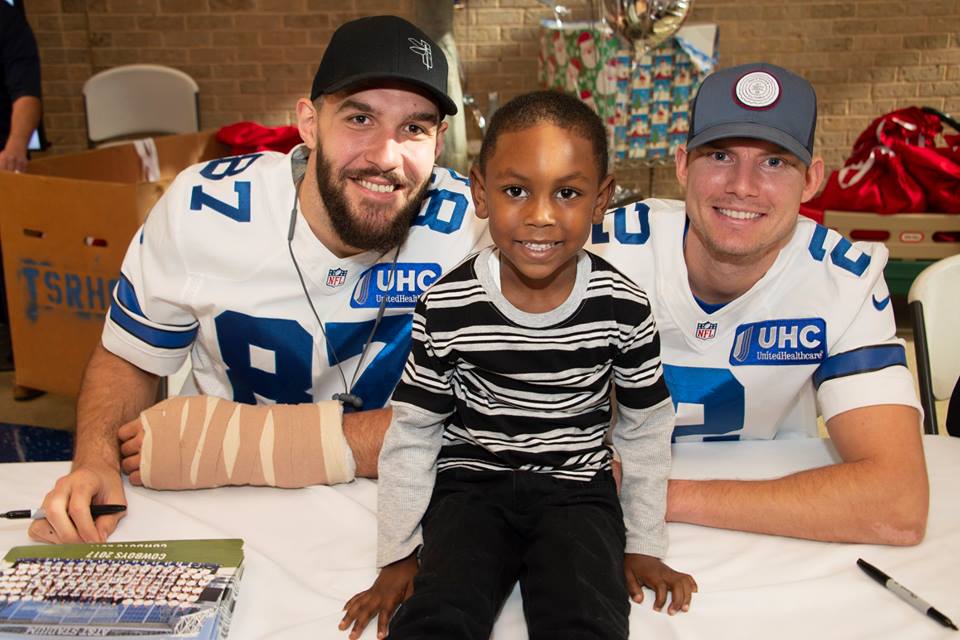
[378,247,675,566]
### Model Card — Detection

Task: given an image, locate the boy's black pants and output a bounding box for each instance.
[388,468,629,640]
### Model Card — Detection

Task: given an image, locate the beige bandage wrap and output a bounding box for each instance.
[138,397,355,489]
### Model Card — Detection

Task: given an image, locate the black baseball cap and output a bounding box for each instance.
[310,15,458,117]
[687,62,817,165]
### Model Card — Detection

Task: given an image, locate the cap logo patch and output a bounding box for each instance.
[734,71,780,109]
[408,38,433,70]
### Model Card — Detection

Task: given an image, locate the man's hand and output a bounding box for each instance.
[0,95,40,173]
[339,554,417,639]
[0,144,29,173]
[28,463,127,544]
[624,553,697,615]
[118,417,145,486]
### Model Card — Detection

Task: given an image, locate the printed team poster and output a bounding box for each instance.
[0,539,243,639]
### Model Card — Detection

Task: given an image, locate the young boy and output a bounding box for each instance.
[340,91,695,640]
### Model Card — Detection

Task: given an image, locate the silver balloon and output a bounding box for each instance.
[603,0,693,55]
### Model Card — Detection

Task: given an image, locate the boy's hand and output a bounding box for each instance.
[624,553,697,615]
[340,554,418,639]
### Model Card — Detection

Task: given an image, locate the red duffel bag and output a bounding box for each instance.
[804,107,960,217]
[891,126,960,213]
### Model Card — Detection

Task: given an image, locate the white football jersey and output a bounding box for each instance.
[103,146,490,409]
[589,199,920,441]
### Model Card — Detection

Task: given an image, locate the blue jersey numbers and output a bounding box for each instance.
[592,202,651,245]
[324,315,413,411]
[190,154,263,223]
[663,365,745,441]
[414,186,468,234]
[807,225,871,276]
[214,310,411,409]
[215,311,313,404]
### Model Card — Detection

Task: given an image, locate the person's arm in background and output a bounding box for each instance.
[666,403,927,545]
[28,344,159,544]
[0,94,41,172]
[0,4,42,172]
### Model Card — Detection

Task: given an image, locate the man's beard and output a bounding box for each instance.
[314,146,431,255]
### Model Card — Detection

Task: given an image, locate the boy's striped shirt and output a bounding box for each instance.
[394,247,669,481]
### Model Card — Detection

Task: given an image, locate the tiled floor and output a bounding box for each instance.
[0,371,76,461]
[0,423,73,462]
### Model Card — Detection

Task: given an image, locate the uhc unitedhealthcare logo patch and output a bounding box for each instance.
[350,262,441,309]
[729,318,826,366]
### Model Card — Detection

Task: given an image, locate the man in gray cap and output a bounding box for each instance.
[592,62,928,545]
[30,15,489,545]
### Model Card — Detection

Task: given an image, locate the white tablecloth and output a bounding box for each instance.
[2,436,957,639]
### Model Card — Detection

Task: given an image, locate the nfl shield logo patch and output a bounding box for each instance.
[326,268,348,288]
[695,321,717,341]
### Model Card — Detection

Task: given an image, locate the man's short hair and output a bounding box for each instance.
[477,90,609,178]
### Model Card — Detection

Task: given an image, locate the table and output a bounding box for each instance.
[2,436,958,639]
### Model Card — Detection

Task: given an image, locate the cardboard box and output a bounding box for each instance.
[824,209,960,296]
[824,210,960,261]
[0,131,230,396]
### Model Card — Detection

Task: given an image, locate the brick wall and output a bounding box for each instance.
[25,0,960,196]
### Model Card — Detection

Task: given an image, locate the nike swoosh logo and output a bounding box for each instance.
[872,294,891,311]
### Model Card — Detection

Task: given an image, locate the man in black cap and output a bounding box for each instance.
[31,15,489,544]
[592,62,928,546]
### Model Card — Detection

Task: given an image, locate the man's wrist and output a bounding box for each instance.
[72,444,122,474]
[2,139,29,153]
[666,478,695,522]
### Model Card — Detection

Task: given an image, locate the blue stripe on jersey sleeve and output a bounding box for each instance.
[116,275,145,315]
[109,304,198,349]
[109,277,197,350]
[813,344,907,389]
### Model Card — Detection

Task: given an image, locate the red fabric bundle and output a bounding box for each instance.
[804,107,960,219]
[891,132,960,213]
[216,122,302,155]
[813,144,928,214]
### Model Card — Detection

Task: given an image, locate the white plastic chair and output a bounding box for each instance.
[908,254,960,435]
[82,64,199,148]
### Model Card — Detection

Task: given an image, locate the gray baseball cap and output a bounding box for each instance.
[687,62,817,165]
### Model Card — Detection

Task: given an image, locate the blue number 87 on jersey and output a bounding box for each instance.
[215,311,413,409]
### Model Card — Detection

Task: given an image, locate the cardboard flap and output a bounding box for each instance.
[25,130,229,184]
[0,174,161,245]
[26,142,145,183]
[0,130,229,396]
